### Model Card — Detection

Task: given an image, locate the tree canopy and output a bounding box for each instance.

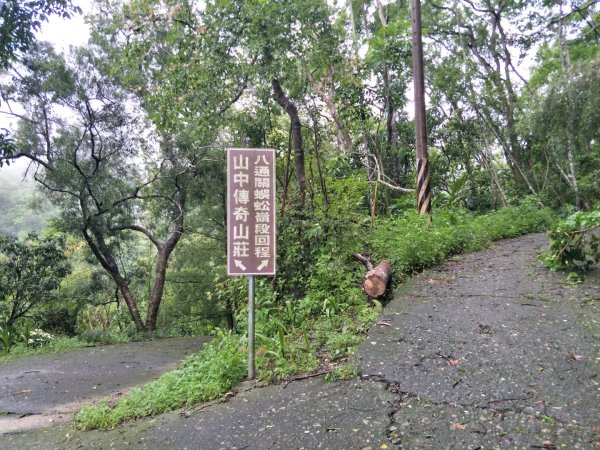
[0,0,598,335]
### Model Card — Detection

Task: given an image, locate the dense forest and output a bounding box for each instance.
[0,0,599,425]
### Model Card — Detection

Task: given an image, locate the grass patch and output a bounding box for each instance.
[0,336,89,363]
[75,330,245,430]
[371,201,555,278]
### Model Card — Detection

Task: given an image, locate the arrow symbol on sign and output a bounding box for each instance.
[257,260,269,271]
[234,260,246,271]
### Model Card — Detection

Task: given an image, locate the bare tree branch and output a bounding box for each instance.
[110,224,163,249]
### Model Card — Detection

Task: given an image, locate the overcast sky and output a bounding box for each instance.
[40,0,92,51]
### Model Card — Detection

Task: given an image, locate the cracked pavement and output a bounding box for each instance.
[2,233,599,449]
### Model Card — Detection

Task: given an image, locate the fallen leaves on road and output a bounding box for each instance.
[447,358,460,366]
[451,422,466,430]
[15,389,31,395]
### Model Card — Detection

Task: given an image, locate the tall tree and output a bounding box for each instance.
[522,0,600,208]
[426,0,540,193]
[0,43,193,332]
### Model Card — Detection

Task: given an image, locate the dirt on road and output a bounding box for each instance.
[2,234,599,449]
[0,336,210,434]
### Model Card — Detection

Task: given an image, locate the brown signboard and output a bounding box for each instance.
[227,148,276,276]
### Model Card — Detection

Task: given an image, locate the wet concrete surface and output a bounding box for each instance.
[0,337,209,433]
[358,233,600,448]
[2,234,599,449]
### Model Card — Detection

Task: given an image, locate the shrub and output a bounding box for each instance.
[371,202,554,281]
[541,209,600,272]
[27,329,54,348]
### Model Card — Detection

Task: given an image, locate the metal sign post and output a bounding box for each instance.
[227,148,276,380]
[248,275,255,379]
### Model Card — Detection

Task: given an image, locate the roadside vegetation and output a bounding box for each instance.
[75,200,554,430]
[542,207,600,279]
[0,0,597,434]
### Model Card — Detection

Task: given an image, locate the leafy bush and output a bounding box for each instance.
[27,329,54,348]
[0,233,71,328]
[40,307,78,336]
[79,329,129,345]
[0,335,88,362]
[541,209,600,272]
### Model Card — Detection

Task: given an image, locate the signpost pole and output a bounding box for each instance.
[227,148,276,381]
[248,275,255,380]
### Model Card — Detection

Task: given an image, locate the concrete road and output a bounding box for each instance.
[0,336,209,433]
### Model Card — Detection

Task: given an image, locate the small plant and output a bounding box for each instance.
[19,322,33,345]
[325,363,358,381]
[538,414,556,425]
[27,329,54,348]
[566,271,583,284]
[80,329,120,345]
[0,327,16,354]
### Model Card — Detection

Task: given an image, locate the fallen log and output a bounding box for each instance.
[354,254,392,298]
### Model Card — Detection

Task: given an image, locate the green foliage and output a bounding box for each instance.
[541,209,600,272]
[0,326,16,353]
[0,172,55,237]
[27,329,54,348]
[0,335,87,362]
[158,232,230,335]
[372,200,555,279]
[525,57,600,208]
[325,363,359,381]
[79,329,130,346]
[75,330,246,430]
[0,0,81,68]
[0,233,71,328]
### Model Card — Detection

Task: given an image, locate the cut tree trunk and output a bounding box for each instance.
[355,254,392,298]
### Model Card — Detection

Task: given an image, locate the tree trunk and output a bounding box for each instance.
[364,260,391,297]
[355,254,392,297]
[272,78,305,209]
[145,250,168,332]
[146,196,185,332]
[225,299,235,330]
[81,225,147,332]
[376,1,396,154]
[306,70,352,154]
[557,0,583,209]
